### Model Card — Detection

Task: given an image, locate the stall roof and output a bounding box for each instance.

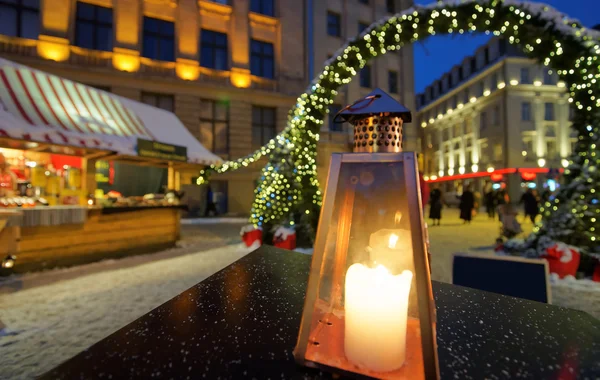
[0,58,222,166]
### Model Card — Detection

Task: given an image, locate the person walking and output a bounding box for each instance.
[519,188,539,224]
[428,185,443,226]
[484,187,497,219]
[459,185,475,224]
[204,185,218,216]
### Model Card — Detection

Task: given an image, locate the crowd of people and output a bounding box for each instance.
[426,181,553,237]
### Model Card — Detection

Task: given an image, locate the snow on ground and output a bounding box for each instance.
[0,209,597,379]
[0,243,253,380]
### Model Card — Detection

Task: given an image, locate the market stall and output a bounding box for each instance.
[0,58,221,273]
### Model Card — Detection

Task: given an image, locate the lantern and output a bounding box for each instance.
[294,89,439,379]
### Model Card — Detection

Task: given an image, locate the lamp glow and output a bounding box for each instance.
[498,82,506,89]
[471,164,478,172]
[534,80,542,86]
[537,158,546,167]
[487,167,494,173]
[510,79,519,86]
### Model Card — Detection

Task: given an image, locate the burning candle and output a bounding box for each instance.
[344,260,413,373]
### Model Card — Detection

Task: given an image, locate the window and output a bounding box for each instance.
[250,0,274,16]
[493,143,503,161]
[200,29,228,70]
[484,47,490,64]
[141,92,174,112]
[546,139,557,157]
[543,70,555,85]
[544,103,555,121]
[453,123,461,136]
[142,17,175,62]
[520,67,530,84]
[521,102,531,121]
[359,0,368,3]
[250,39,274,79]
[327,11,341,37]
[437,81,443,95]
[388,71,398,94]
[329,104,343,132]
[478,81,484,96]
[569,106,574,121]
[252,106,276,147]
[490,73,498,91]
[458,66,463,81]
[0,0,39,39]
[386,0,395,13]
[470,58,476,74]
[492,106,500,125]
[199,99,229,154]
[360,65,371,88]
[358,22,369,34]
[74,3,113,51]
[208,0,229,4]
[480,111,487,130]
[452,96,457,109]
[463,88,469,104]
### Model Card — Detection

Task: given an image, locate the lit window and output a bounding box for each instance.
[250,39,274,79]
[0,0,40,39]
[74,2,112,51]
[200,29,228,71]
[142,17,175,62]
[199,99,229,155]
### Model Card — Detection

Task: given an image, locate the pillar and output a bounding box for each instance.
[38,0,72,61]
[113,0,142,72]
[557,100,570,158]
[230,0,251,87]
[533,99,545,159]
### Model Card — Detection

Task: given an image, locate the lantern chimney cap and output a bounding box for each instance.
[335,88,412,124]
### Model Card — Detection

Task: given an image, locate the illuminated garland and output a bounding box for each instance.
[198,0,600,251]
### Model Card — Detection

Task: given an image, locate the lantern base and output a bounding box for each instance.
[303,310,425,379]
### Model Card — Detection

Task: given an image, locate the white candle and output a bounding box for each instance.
[344,263,413,373]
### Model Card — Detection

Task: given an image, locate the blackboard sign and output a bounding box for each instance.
[452,254,551,304]
[137,139,187,162]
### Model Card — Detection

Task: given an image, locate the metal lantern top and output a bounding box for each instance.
[333,88,412,154]
[334,88,412,124]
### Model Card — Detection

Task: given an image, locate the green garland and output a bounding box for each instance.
[199,0,600,251]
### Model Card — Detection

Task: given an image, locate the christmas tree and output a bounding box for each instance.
[199,0,600,252]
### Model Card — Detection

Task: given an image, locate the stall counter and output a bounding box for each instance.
[1,206,184,274]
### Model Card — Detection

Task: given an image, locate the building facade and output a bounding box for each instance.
[416,38,575,202]
[310,0,416,186]
[0,0,415,215]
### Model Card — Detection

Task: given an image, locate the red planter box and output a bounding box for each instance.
[273,234,296,250]
[241,228,262,247]
[542,243,580,279]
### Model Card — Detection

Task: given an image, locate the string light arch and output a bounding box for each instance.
[199,0,600,253]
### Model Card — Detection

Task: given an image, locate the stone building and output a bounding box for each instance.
[0,0,415,214]
[416,38,574,202]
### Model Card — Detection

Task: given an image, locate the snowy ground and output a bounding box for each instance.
[0,210,597,379]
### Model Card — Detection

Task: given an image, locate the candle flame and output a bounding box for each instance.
[388,234,399,249]
[394,211,402,225]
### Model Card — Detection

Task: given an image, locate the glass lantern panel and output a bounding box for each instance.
[305,154,427,379]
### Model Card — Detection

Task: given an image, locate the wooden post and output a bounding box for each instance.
[81,157,97,205]
[167,162,175,190]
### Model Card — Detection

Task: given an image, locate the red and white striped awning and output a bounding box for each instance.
[0,58,222,165]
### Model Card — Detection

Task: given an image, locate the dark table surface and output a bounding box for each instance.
[41,246,600,379]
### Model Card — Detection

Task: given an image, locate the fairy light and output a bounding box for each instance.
[195,0,600,250]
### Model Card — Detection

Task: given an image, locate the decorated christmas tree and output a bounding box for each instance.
[199,0,600,252]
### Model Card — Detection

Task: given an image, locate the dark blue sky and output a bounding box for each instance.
[413,0,598,93]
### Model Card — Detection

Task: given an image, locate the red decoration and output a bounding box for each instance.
[490,173,504,182]
[51,154,82,169]
[521,171,536,181]
[241,225,262,248]
[593,263,600,282]
[273,227,296,250]
[542,242,580,279]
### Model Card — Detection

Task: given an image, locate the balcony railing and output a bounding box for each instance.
[69,47,112,68]
[0,36,37,57]
[139,58,176,77]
